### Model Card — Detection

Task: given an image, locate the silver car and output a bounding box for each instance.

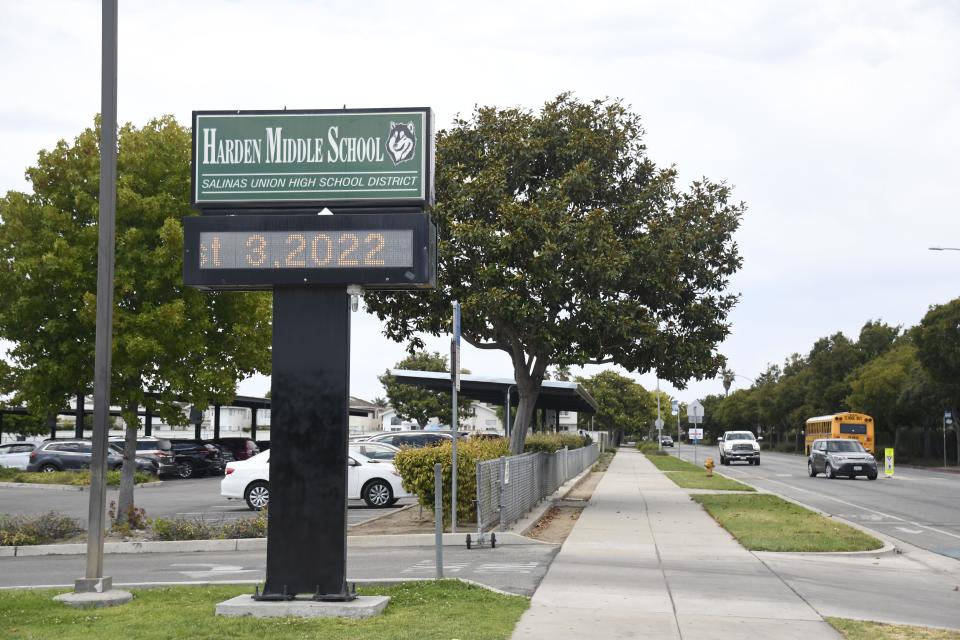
[807,438,877,480]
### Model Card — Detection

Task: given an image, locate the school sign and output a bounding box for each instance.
[192,108,433,209]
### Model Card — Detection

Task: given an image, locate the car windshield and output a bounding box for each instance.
[726,433,754,440]
[827,441,866,453]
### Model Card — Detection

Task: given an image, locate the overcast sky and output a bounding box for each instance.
[2,1,958,411]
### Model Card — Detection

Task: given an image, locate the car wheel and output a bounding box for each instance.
[807,461,816,477]
[825,462,836,479]
[363,479,393,508]
[245,481,270,511]
[176,461,195,479]
[39,464,59,473]
[755,459,760,466]
[867,472,877,480]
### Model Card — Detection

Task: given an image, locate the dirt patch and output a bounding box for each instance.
[526,505,584,543]
[526,469,606,543]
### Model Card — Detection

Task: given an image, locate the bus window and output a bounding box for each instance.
[839,423,867,435]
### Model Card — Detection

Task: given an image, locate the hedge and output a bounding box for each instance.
[393,433,592,526]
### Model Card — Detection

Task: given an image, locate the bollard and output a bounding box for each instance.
[704,456,715,477]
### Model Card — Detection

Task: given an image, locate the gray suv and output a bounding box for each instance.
[27,439,155,474]
[807,438,877,480]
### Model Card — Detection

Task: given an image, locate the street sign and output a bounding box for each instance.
[670,399,678,416]
[687,400,704,424]
[689,428,703,440]
[884,448,895,477]
[655,418,664,430]
[945,410,953,426]
[192,108,434,209]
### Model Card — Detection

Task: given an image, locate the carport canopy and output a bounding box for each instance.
[388,369,598,414]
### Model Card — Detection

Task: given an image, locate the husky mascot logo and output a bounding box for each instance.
[386,121,417,165]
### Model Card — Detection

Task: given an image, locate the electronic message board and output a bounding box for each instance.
[183,213,436,290]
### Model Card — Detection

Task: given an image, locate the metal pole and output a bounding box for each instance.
[944,414,947,469]
[656,378,662,451]
[81,0,117,591]
[434,463,443,579]
[451,366,458,533]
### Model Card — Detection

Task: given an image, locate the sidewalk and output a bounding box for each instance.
[511,447,841,639]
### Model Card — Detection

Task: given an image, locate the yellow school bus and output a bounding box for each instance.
[804,412,875,455]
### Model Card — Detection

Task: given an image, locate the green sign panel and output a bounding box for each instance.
[192,108,433,209]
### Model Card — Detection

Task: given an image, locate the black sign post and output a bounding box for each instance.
[185,107,435,601]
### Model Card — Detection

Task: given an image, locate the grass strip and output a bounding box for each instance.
[828,617,960,639]
[0,469,154,487]
[692,494,882,552]
[0,582,529,640]
[644,452,755,491]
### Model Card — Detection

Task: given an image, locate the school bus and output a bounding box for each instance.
[804,412,875,455]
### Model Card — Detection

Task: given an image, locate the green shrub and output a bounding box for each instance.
[0,469,153,486]
[523,433,590,453]
[151,509,268,541]
[0,512,82,546]
[637,441,660,453]
[393,439,509,526]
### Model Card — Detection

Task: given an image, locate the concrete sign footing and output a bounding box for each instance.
[54,590,133,609]
[215,594,390,619]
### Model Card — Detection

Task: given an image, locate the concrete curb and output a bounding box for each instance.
[0,531,548,557]
[0,480,163,491]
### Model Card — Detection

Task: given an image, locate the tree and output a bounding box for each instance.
[915,299,960,401]
[378,349,473,428]
[575,371,656,441]
[365,94,744,454]
[0,116,272,523]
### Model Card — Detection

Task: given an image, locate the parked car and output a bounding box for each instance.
[27,439,123,473]
[168,439,224,479]
[660,435,674,447]
[350,441,400,461]
[717,431,760,465]
[808,438,878,480]
[221,449,411,510]
[255,440,270,452]
[365,431,453,448]
[206,437,259,461]
[0,442,37,470]
[108,436,176,476]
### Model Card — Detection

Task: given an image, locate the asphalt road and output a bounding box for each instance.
[0,476,413,528]
[0,543,559,596]
[671,443,960,559]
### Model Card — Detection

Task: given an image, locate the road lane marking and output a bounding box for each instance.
[896,527,924,534]
[761,477,960,542]
[775,474,792,477]
[475,562,539,574]
[170,563,260,579]
[401,560,468,574]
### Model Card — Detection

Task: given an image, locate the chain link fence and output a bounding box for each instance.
[475,443,600,532]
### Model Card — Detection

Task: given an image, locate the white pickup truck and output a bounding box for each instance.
[718,431,760,466]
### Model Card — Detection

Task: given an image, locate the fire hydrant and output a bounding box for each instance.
[704,456,715,477]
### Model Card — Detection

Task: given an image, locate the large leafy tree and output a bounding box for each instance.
[378,349,473,428]
[575,370,656,441]
[915,299,960,400]
[0,116,272,522]
[365,94,744,454]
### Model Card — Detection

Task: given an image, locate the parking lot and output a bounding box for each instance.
[0,475,415,528]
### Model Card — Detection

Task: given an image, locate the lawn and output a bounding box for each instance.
[829,618,960,639]
[0,582,529,640]
[692,494,883,552]
[643,452,755,491]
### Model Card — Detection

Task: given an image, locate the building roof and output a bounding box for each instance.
[387,370,598,414]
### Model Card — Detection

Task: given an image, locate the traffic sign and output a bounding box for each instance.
[884,448,895,477]
[655,418,664,430]
[945,410,953,426]
[670,399,679,416]
[687,400,704,424]
[689,428,704,440]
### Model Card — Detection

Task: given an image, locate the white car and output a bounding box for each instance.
[221,448,411,511]
[718,430,761,465]
[0,442,36,470]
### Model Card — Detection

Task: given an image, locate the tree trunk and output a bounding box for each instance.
[116,401,140,527]
[507,352,549,455]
